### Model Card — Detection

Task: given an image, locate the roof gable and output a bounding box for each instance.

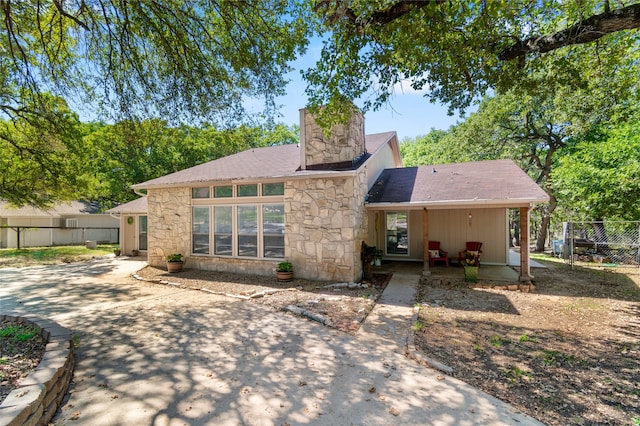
[132,132,397,189]
[105,197,148,214]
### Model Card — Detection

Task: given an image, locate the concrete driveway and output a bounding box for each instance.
[0,258,542,425]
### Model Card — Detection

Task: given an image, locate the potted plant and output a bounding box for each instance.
[113,247,122,256]
[131,249,139,257]
[166,253,184,273]
[462,253,479,282]
[276,261,293,281]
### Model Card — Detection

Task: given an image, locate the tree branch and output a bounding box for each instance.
[499,2,640,60]
[316,0,442,27]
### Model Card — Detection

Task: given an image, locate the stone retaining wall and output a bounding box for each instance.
[0,314,75,426]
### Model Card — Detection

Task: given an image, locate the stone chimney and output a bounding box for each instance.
[299,107,366,170]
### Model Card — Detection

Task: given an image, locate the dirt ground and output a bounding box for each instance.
[415,258,640,426]
[0,320,47,402]
[136,266,392,334]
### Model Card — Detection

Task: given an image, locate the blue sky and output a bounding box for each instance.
[269,39,464,141]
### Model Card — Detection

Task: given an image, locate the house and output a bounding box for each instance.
[124,108,549,282]
[0,201,119,248]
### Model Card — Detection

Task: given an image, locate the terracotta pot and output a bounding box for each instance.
[276,271,293,282]
[167,261,184,273]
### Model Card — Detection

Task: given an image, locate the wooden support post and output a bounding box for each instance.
[519,206,532,282]
[423,208,431,276]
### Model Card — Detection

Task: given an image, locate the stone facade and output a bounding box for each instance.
[285,169,369,282]
[147,187,191,268]
[144,107,389,282]
[300,108,366,169]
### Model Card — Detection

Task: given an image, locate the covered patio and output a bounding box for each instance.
[365,160,549,283]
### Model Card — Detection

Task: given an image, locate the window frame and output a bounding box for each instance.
[191,182,285,259]
[385,211,409,256]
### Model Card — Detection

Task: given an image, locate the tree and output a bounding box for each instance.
[0,1,309,206]
[306,1,640,120]
[83,120,299,209]
[0,95,86,207]
[553,121,640,221]
[1,1,310,124]
[399,130,449,167]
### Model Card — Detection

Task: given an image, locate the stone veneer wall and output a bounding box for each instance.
[300,108,365,169]
[285,169,369,282]
[147,187,192,268]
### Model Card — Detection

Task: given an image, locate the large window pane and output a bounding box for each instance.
[138,216,148,251]
[237,184,258,197]
[214,206,232,255]
[262,182,284,196]
[192,187,210,198]
[263,204,284,258]
[237,205,257,257]
[386,212,408,255]
[214,185,233,198]
[192,207,210,254]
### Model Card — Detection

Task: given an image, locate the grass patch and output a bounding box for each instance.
[490,334,506,348]
[504,365,531,382]
[0,325,39,342]
[0,244,117,267]
[412,320,426,332]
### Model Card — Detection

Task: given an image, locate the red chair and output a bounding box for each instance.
[459,242,483,266]
[428,241,449,267]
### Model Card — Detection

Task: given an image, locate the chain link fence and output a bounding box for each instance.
[553,221,640,267]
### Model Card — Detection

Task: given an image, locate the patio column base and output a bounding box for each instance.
[519,274,532,283]
[422,269,431,276]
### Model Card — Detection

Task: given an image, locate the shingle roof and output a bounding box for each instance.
[0,200,102,217]
[105,197,147,214]
[366,159,549,207]
[132,132,396,189]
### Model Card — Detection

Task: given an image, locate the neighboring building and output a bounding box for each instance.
[0,201,118,248]
[124,108,548,282]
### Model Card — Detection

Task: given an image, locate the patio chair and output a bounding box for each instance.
[459,241,483,266]
[428,241,449,267]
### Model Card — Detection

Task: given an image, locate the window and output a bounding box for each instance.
[193,207,210,254]
[263,204,284,258]
[192,182,285,259]
[386,212,408,255]
[214,206,232,255]
[262,182,284,196]
[237,205,258,257]
[138,216,148,251]
[214,185,233,198]
[237,184,258,197]
[192,187,210,198]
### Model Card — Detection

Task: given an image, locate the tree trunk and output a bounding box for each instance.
[535,193,557,252]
